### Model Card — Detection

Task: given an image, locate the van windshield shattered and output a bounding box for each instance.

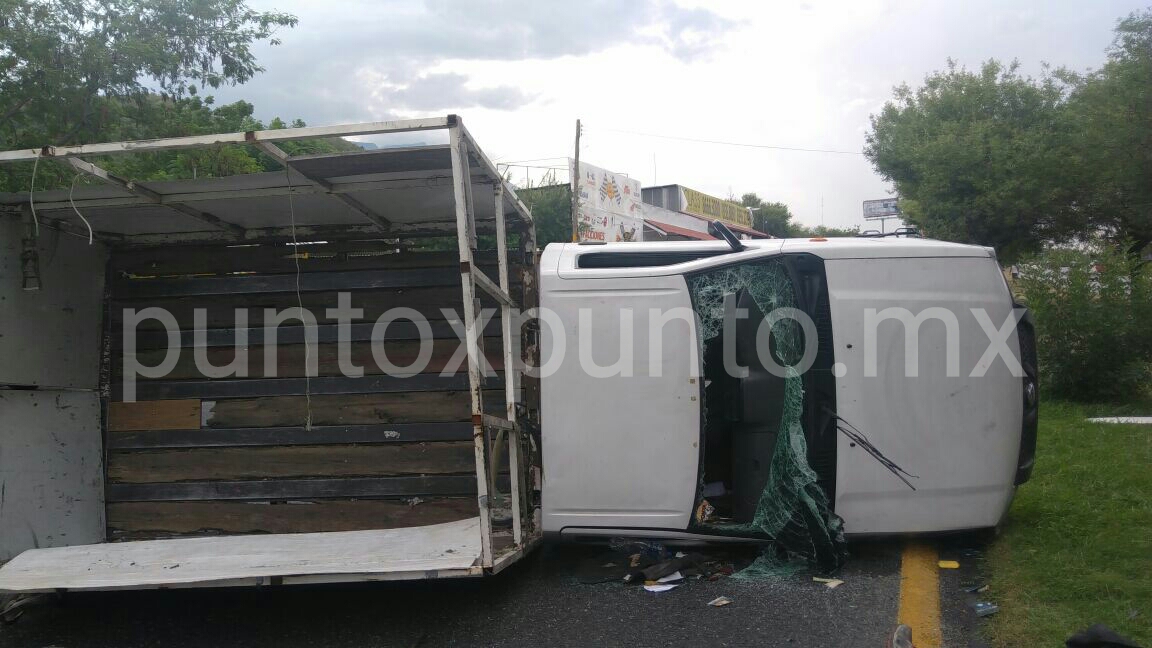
[689,259,847,575]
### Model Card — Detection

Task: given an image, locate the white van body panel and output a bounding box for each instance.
[825,256,1022,533]
[541,239,1023,538]
[540,246,702,533]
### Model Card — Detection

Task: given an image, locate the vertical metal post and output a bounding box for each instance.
[494,184,523,545]
[20,206,41,291]
[449,121,492,567]
[570,119,581,242]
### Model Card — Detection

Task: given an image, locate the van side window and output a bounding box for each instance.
[577,250,728,268]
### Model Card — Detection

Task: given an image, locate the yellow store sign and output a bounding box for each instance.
[681,187,752,228]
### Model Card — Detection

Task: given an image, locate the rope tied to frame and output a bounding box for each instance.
[285,166,314,431]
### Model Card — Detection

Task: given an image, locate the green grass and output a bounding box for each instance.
[985,401,1152,647]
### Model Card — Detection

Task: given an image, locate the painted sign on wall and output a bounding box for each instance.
[571,159,644,242]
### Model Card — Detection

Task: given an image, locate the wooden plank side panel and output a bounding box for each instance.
[112,285,510,330]
[118,340,503,380]
[115,267,465,300]
[113,246,509,277]
[106,475,504,502]
[103,243,528,539]
[108,400,201,432]
[201,390,506,428]
[108,422,474,450]
[107,443,477,483]
[121,318,503,352]
[116,373,509,402]
[107,499,479,538]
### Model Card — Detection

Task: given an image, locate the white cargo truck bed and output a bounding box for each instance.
[0,518,482,592]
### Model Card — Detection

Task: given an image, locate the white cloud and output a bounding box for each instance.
[213,0,1147,231]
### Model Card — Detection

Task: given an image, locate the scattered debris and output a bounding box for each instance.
[965,583,990,593]
[1065,623,1144,648]
[974,601,1000,617]
[406,497,424,507]
[609,538,670,562]
[938,560,960,569]
[707,596,732,607]
[625,553,703,584]
[0,594,47,624]
[812,576,844,589]
[578,541,751,589]
[695,499,716,524]
[643,571,684,593]
[886,624,914,648]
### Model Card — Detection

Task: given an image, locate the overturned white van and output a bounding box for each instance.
[540,235,1037,544]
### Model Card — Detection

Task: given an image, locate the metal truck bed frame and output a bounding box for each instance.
[0,115,539,590]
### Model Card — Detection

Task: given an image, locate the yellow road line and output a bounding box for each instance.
[898,541,943,648]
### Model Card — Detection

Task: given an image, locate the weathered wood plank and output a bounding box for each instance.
[107,422,474,450]
[115,268,464,299]
[106,499,478,537]
[106,475,491,502]
[111,286,503,329]
[121,318,502,351]
[200,390,504,428]
[112,246,505,277]
[114,372,505,401]
[118,340,504,380]
[108,400,201,432]
[107,443,476,483]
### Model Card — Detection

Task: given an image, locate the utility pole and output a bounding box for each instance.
[571,119,581,242]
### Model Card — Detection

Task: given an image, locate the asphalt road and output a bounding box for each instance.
[0,539,991,648]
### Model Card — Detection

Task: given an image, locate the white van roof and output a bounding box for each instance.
[564,236,995,260]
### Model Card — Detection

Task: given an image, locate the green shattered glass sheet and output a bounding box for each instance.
[689,261,847,578]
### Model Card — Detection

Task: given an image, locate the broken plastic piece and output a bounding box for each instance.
[708,596,732,607]
[813,576,844,589]
[974,601,999,617]
[695,499,716,524]
[643,571,684,592]
[886,625,914,648]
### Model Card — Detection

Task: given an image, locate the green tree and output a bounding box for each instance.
[1017,242,1152,401]
[0,0,296,145]
[0,0,297,190]
[739,193,794,238]
[865,60,1073,262]
[1058,11,1152,255]
[792,224,859,238]
[516,173,571,246]
[94,98,360,181]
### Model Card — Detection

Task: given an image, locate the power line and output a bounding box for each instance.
[596,127,864,155]
[497,163,569,171]
[497,156,570,164]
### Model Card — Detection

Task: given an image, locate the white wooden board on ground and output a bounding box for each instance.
[1087,417,1152,424]
[0,517,481,592]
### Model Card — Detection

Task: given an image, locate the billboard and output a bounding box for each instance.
[680,187,752,228]
[863,198,901,220]
[572,160,644,242]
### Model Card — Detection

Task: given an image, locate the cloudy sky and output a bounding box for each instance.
[213,0,1146,230]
